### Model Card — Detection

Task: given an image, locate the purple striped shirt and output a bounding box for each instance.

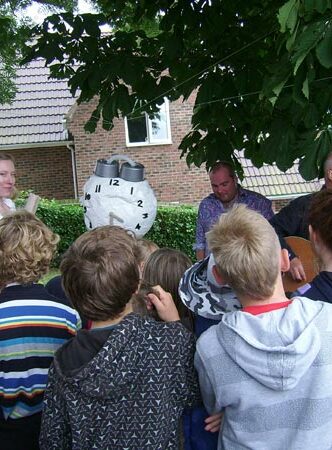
[195,187,274,254]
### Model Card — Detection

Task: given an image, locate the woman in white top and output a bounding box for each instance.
[0,153,16,219]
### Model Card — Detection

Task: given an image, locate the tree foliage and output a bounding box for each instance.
[0,0,78,104]
[24,0,332,179]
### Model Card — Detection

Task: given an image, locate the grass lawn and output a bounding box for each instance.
[41,268,60,285]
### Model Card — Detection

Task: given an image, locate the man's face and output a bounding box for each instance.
[210,167,238,204]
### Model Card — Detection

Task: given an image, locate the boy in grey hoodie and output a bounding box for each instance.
[195,204,332,450]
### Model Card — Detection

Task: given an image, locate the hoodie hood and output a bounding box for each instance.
[53,313,148,399]
[217,297,323,391]
[179,255,241,320]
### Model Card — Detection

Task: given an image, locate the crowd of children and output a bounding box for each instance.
[1,190,332,449]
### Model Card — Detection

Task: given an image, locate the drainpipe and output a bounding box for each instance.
[67,143,78,200]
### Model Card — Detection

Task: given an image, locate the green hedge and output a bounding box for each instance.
[145,205,197,261]
[16,196,198,264]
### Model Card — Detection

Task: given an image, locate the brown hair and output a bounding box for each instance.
[134,238,159,269]
[0,153,15,163]
[0,211,59,289]
[324,152,332,173]
[308,190,332,253]
[135,248,193,329]
[207,204,280,299]
[60,225,140,321]
[209,161,236,178]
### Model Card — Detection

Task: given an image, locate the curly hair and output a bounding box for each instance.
[0,211,59,288]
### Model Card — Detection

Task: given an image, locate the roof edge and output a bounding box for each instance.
[0,141,75,150]
[266,193,312,200]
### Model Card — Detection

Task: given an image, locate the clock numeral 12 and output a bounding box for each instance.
[109,179,119,186]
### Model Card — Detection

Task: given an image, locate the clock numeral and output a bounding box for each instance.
[142,213,148,219]
[85,193,91,200]
[137,200,143,208]
[95,185,101,193]
[130,187,134,195]
[135,223,141,230]
[109,179,119,186]
[89,221,92,229]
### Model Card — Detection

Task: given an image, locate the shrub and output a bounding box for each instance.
[16,194,198,264]
[145,205,197,261]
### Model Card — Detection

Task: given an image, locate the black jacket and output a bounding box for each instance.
[293,271,332,303]
[269,193,313,258]
[39,313,200,450]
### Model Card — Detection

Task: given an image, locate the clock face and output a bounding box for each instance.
[81,175,157,238]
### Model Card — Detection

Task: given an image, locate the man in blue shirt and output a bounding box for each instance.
[195,162,274,260]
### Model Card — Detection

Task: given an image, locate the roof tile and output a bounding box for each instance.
[0,58,76,146]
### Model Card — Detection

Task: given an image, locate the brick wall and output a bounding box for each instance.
[8,146,74,199]
[69,96,212,204]
[272,198,291,212]
[68,98,306,210]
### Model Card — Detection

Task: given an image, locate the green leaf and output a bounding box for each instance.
[83,14,101,38]
[278,0,299,33]
[299,128,332,179]
[72,16,84,40]
[316,23,332,68]
[286,21,299,51]
[292,21,326,74]
[84,107,100,133]
[304,0,332,14]
[261,119,296,167]
[302,75,309,98]
[303,103,319,127]
[87,67,102,91]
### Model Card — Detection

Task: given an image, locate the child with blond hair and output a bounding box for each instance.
[195,204,332,450]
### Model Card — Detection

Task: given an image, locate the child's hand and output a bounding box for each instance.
[147,285,180,323]
[204,412,223,433]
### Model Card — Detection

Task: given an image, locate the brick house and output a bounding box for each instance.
[0,59,323,208]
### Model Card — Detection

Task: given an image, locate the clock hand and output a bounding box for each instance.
[109,211,124,225]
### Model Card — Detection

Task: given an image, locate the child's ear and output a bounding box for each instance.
[212,265,224,285]
[309,224,318,246]
[280,248,290,273]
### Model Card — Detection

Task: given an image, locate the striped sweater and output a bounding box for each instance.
[0,284,81,420]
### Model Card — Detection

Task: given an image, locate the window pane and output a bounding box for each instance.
[127,116,148,143]
[149,103,168,141]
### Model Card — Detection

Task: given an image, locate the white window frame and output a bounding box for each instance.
[125,98,172,147]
